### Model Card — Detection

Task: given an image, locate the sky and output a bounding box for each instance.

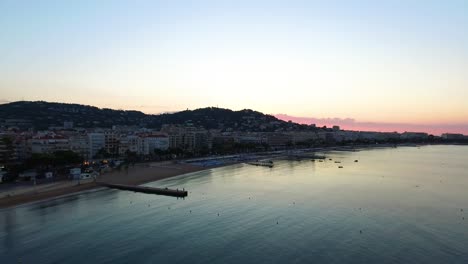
[1,0,467,134]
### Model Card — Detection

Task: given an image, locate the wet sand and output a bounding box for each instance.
[0,162,208,209]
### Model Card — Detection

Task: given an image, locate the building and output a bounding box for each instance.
[4,119,32,130]
[168,134,183,149]
[88,133,105,158]
[287,132,317,145]
[104,131,119,156]
[119,135,139,156]
[0,134,17,165]
[63,121,74,129]
[441,133,465,140]
[234,133,266,144]
[13,133,32,161]
[30,134,69,154]
[161,125,210,151]
[69,134,89,159]
[138,134,169,155]
[333,131,359,142]
[400,132,429,141]
[263,133,292,147]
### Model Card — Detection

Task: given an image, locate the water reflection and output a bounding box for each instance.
[2,210,16,250]
[1,145,468,263]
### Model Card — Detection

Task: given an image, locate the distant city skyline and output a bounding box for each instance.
[1,1,467,133]
[275,114,468,135]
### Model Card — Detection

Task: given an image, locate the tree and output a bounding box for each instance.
[25,151,82,169]
[94,148,111,159]
[125,150,138,163]
[0,136,15,166]
[51,150,82,166]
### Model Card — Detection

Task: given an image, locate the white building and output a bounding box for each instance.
[400,132,429,140]
[286,132,317,144]
[333,131,359,142]
[138,135,169,155]
[88,133,105,158]
[441,133,465,140]
[69,134,89,159]
[119,135,139,156]
[30,134,69,154]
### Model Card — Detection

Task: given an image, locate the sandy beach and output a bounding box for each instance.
[0,161,208,209]
[0,144,423,209]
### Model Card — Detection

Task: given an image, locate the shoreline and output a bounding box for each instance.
[0,162,223,209]
[0,143,461,209]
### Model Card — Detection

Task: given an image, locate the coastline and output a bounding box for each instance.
[0,143,457,209]
[0,162,219,209]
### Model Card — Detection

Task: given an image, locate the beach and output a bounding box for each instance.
[0,161,207,209]
[0,144,435,209]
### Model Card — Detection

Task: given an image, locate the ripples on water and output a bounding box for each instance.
[1,145,468,263]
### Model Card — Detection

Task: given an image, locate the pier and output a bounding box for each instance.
[246,160,274,168]
[287,153,326,160]
[97,182,188,197]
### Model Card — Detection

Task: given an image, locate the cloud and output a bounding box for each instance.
[275,114,468,135]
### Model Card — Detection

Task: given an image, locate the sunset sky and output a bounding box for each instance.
[1,1,467,134]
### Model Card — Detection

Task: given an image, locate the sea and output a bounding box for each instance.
[1,145,468,263]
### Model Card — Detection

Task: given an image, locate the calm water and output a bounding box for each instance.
[1,145,468,263]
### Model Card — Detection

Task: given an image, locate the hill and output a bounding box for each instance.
[0,101,315,132]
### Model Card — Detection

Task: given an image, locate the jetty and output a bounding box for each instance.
[246,160,274,168]
[287,153,326,160]
[97,182,188,197]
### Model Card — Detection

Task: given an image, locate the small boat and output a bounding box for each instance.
[354,160,359,162]
[338,166,343,168]
[334,161,341,164]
